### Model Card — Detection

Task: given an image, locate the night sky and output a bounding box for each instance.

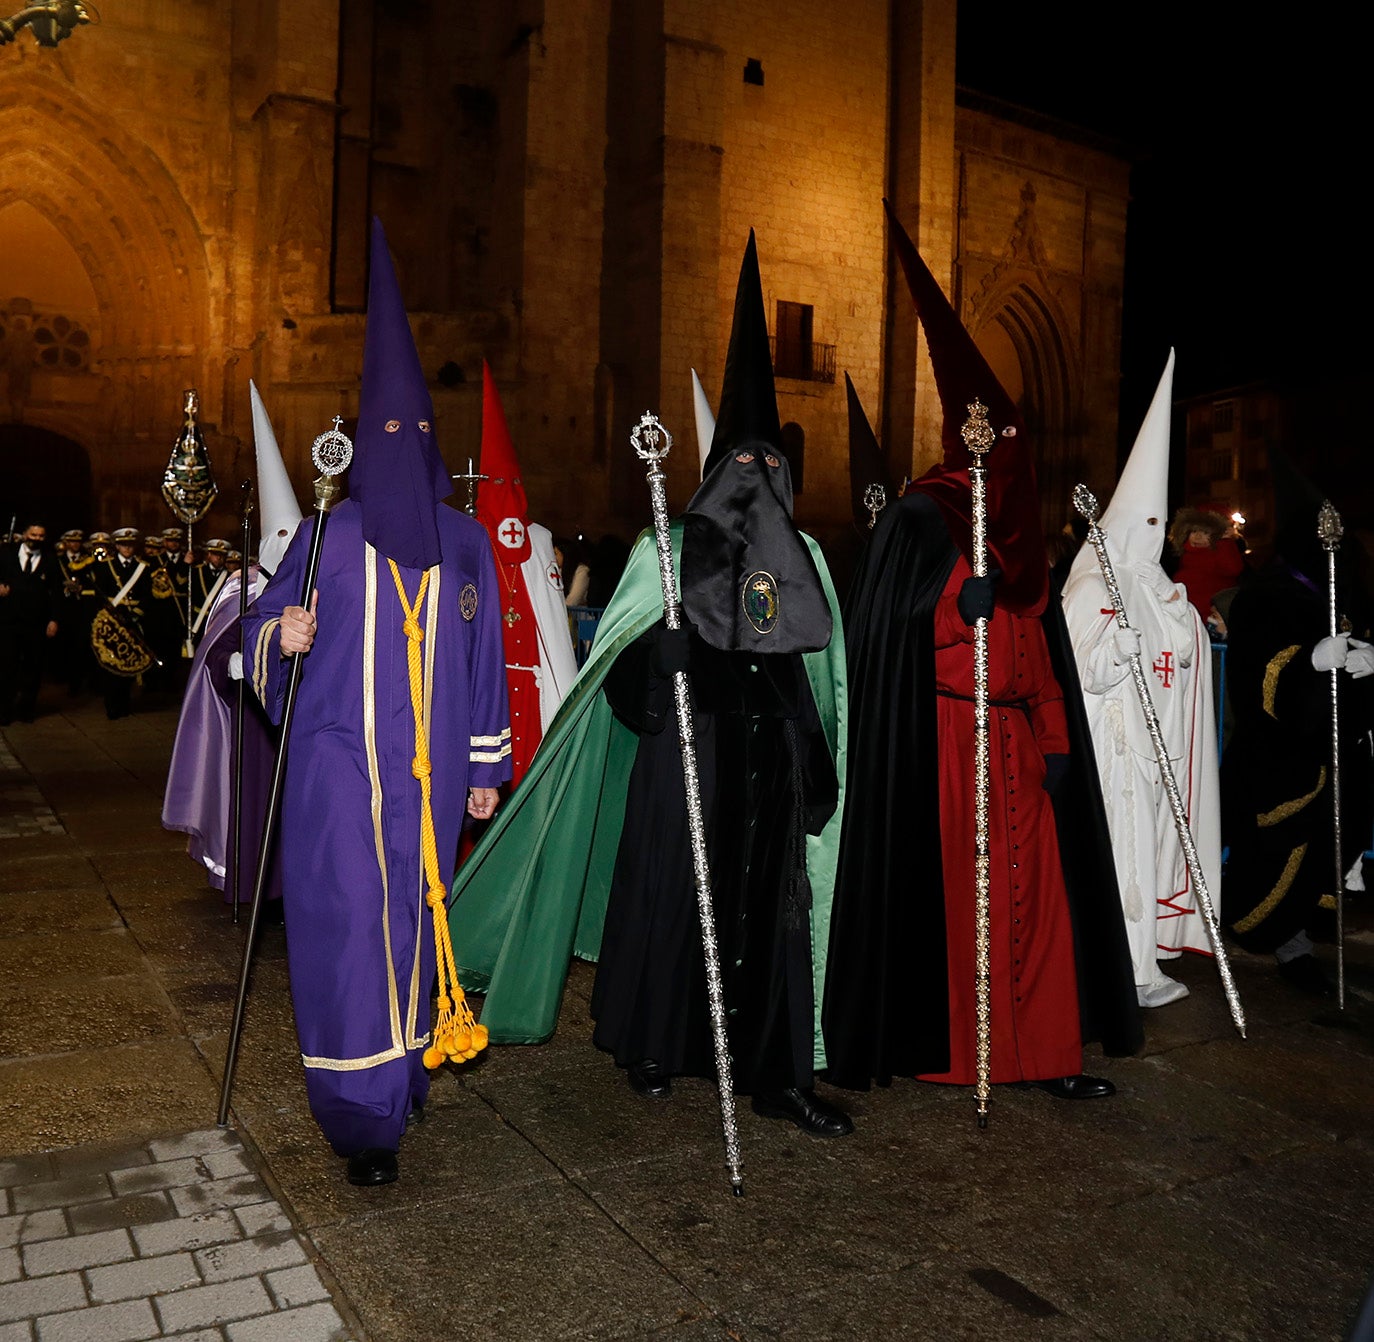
[955,5,1357,446]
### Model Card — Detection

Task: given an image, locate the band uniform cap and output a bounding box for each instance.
[61,529,83,541]
[204,538,231,553]
[89,531,112,543]
[161,527,184,540]
[113,527,139,542]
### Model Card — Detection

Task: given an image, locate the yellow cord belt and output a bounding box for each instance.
[389,560,489,1069]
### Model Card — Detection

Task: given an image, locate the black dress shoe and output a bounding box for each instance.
[346,1148,399,1186]
[1034,1074,1115,1100]
[406,1102,425,1124]
[627,1059,672,1099]
[1277,953,1333,996]
[751,1087,854,1137]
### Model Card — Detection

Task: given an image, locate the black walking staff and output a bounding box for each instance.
[217,418,353,1126]
[229,479,255,924]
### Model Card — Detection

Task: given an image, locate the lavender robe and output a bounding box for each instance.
[243,500,511,1155]
[162,570,280,905]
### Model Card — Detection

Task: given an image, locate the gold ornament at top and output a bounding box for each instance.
[161,389,219,524]
[960,399,996,457]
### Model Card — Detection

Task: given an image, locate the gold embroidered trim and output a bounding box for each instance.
[253,618,281,701]
[470,729,511,746]
[300,1034,430,1073]
[1232,843,1306,933]
[1257,767,1326,828]
[471,745,512,763]
[1262,645,1301,719]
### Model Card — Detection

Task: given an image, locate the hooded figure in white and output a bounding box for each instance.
[1061,351,1217,1007]
[161,381,304,898]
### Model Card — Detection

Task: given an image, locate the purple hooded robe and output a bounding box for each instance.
[242,502,510,1153]
[241,218,511,1156]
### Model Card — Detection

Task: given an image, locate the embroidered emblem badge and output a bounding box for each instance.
[742,570,779,635]
[460,582,479,621]
[547,562,563,590]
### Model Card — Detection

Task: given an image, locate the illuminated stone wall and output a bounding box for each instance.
[0,0,1126,555]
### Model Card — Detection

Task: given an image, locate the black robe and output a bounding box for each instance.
[1220,571,1374,951]
[822,492,1141,1089]
[591,627,837,1092]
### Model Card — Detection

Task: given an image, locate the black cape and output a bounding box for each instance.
[822,492,1142,1089]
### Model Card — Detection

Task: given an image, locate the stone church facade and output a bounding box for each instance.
[0,0,1128,556]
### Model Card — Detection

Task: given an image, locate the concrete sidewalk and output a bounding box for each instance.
[2,689,1373,1340]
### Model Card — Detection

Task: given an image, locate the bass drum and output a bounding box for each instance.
[90,606,156,678]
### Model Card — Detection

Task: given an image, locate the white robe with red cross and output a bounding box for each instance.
[1062,559,1217,991]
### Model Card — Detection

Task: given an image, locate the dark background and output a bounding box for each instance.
[956,6,1360,457]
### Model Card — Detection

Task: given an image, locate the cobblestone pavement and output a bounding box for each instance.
[3,691,1374,1341]
[1,1129,356,1341]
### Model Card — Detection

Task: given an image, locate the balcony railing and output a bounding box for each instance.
[770,337,836,384]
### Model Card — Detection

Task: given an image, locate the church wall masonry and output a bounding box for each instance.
[0,0,1127,558]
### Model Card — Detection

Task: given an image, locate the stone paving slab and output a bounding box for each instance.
[4,693,1374,1342]
[0,1127,358,1341]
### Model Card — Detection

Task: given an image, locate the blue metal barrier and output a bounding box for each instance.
[566,605,604,668]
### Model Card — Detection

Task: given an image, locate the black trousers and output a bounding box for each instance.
[0,623,48,720]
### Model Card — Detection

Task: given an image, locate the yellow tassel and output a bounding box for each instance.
[390,561,488,1070]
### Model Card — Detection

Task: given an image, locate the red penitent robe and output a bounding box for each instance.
[494,556,541,783]
[919,554,1082,1085]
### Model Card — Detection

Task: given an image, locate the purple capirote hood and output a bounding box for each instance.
[350,217,453,570]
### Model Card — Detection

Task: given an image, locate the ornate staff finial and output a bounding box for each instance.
[631,411,673,464]
[1318,499,1344,552]
[961,399,996,457]
[311,416,354,476]
[862,482,887,530]
[1072,484,1100,526]
[309,416,354,511]
[450,458,490,518]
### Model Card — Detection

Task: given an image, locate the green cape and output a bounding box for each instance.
[448,522,848,1070]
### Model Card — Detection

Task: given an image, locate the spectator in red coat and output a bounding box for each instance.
[1169,508,1246,627]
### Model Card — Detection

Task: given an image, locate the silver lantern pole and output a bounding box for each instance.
[631,411,744,1196]
[963,401,996,1129]
[1073,484,1246,1037]
[1317,500,1345,1010]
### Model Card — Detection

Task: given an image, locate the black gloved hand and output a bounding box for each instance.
[1041,753,1070,796]
[957,569,1000,626]
[650,625,692,679]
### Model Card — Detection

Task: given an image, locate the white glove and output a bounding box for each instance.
[1312,634,1349,673]
[1344,637,1374,679]
[228,651,245,681]
[1112,626,1142,661]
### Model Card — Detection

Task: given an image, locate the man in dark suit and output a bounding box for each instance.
[0,521,62,724]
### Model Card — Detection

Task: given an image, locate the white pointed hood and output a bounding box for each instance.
[1073,349,1175,579]
[691,367,716,481]
[249,380,305,575]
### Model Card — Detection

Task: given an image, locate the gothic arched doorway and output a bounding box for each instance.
[0,424,93,533]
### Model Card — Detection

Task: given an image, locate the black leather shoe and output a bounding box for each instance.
[346,1148,399,1186]
[751,1087,854,1137]
[627,1059,672,1099]
[1034,1074,1115,1100]
[1277,953,1332,996]
[406,1103,425,1124]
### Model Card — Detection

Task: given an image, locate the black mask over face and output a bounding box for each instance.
[680,441,832,655]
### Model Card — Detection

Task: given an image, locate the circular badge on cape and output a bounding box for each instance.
[546,561,563,591]
[742,570,779,635]
[459,583,479,621]
[497,517,527,550]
